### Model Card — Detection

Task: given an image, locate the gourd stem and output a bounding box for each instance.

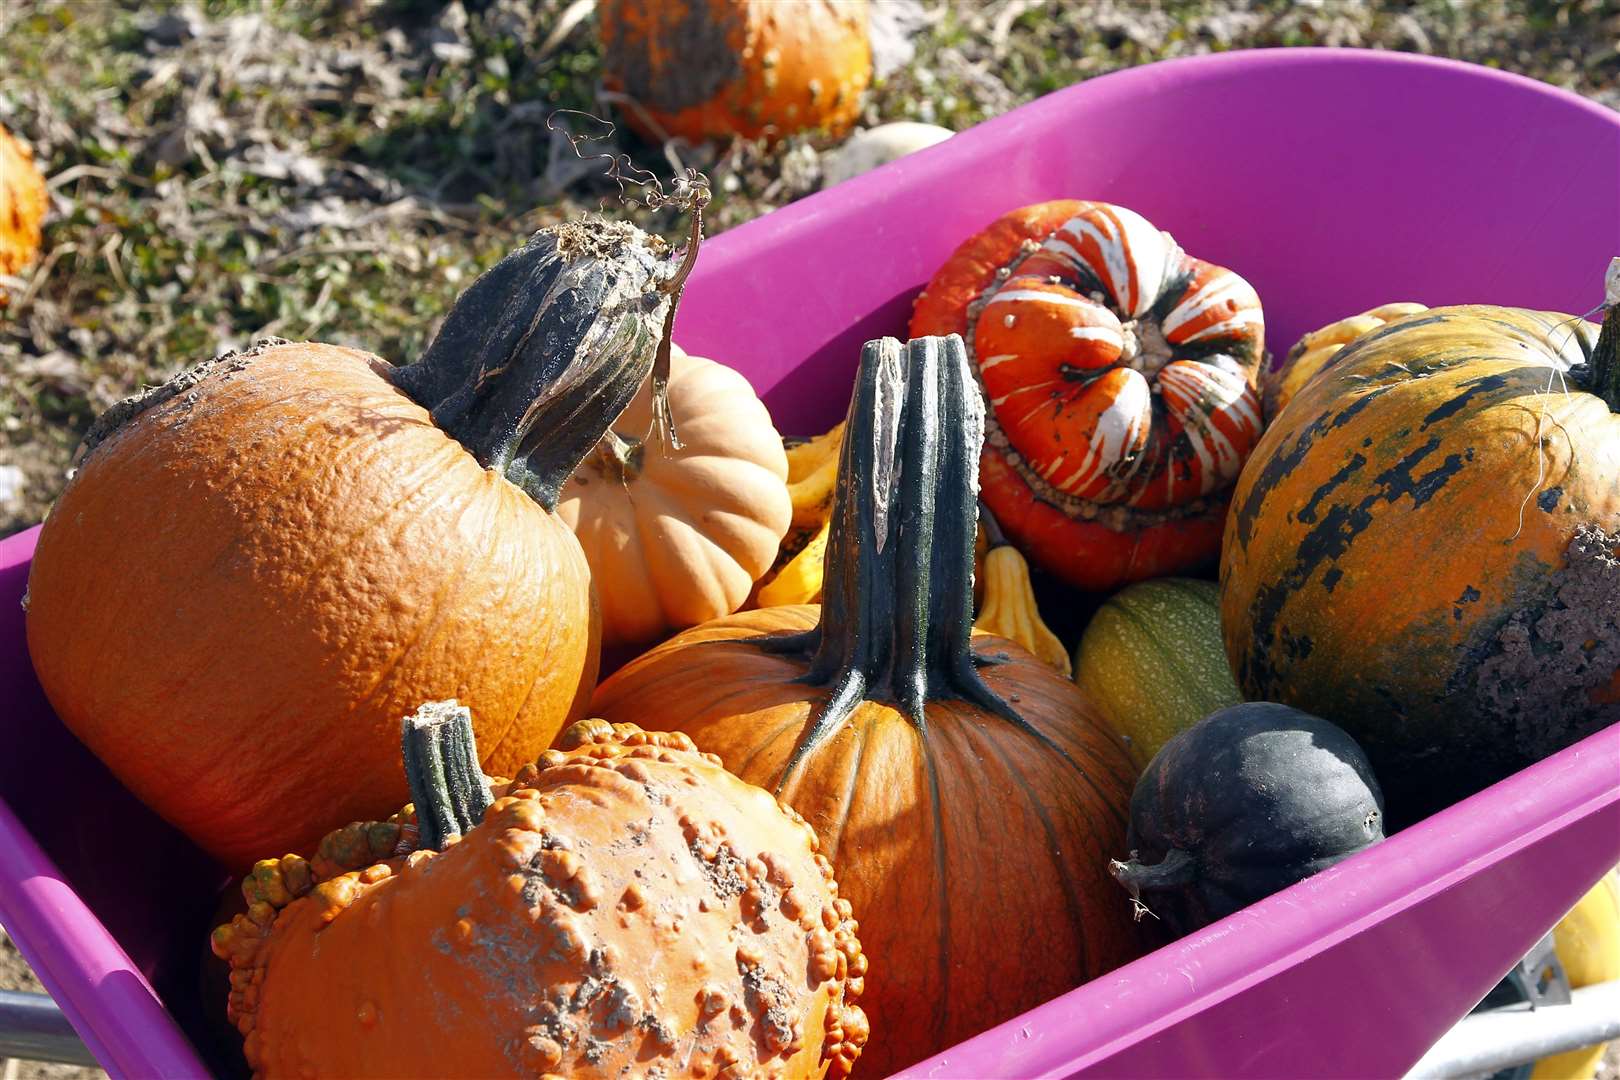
[978,499,1008,549]
[1109,848,1198,893]
[1592,303,1619,413]
[391,208,702,512]
[758,334,1029,783]
[401,701,493,851]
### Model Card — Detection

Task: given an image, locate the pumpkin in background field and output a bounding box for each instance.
[1260,301,1427,419]
[599,0,871,143]
[1074,577,1241,769]
[211,703,868,1079]
[557,344,791,647]
[25,211,702,870]
[1222,297,1620,826]
[910,200,1267,592]
[593,335,1143,1076]
[0,123,47,283]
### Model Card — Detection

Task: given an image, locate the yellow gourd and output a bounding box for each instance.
[973,508,1070,676]
[1260,302,1428,419]
[1531,871,1620,1080]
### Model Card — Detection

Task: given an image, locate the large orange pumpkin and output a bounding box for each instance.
[26,215,695,870]
[593,335,1144,1075]
[910,200,1266,591]
[599,0,871,143]
[557,344,791,647]
[1222,300,1619,823]
[211,703,868,1078]
[0,123,48,284]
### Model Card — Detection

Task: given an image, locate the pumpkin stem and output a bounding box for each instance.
[649,192,707,453]
[1591,300,1620,413]
[1108,848,1197,920]
[753,335,1030,781]
[401,701,493,851]
[391,216,687,512]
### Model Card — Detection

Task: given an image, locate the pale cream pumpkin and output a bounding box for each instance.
[558,346,791,647]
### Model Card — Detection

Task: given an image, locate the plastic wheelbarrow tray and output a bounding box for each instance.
[2,47,1618,1079]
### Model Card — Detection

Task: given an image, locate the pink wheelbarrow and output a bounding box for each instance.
[2,47,1618,1079]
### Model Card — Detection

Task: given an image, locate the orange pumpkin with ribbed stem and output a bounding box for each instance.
[1223,297,1620,825]
[1,123,48,285]
[25,209,705,871]
[211,703,868,1078]
[592,334,1143,1076]
[910,200,1267,591]
[599,0,871,143]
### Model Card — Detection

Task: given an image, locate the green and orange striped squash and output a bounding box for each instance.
[910,200,1267,592]
[1074,578,1242,770]
[1222,300,1620,825]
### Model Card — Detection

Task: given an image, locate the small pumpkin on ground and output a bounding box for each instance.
[0,123,48,285]
[1222,292,1620,824]
[1073,577,1241,769]
[599,0,871,143]
[1111,702,1386,937]
[26,203,706,871]
[557,343,791,647]
[1260,302,1427,419]
[910,200,1267,592]
[592,334,1142,1076]
[211,702,868,1079]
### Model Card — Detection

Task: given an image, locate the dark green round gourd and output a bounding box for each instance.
[1110,702,1386,936]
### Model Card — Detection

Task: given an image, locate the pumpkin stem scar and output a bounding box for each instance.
[390,218,674,512]
[752,336,1031,787]
[1108,848,1195,920]
[401,700,494,851]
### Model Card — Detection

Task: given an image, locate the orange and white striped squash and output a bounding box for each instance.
[911,200,1266,591]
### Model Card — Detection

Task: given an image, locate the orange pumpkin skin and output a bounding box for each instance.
[593,612,1138,1075]
[0,124,48,282]
[593,336,1143,1075]
[911,200,1266,591]
[599,0,871,143]
[26,342,598,870]
[1222,305,1620,821]
[558,345,792,647]
[211,719,868,1079]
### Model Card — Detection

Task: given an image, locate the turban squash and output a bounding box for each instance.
[0,123,47,286]
[557,344,792,648]
[599,0,871,143]
[592,334,1143,1075]
[210,703,868,1078]
[25,212,701,870]
[910,200,1267,591]
[1222,298,1620,824]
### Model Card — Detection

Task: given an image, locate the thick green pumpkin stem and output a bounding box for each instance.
[402,701,493,851]
[1592,299,1619,413]
[750,335,1028,783]
[392,204,702,512]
